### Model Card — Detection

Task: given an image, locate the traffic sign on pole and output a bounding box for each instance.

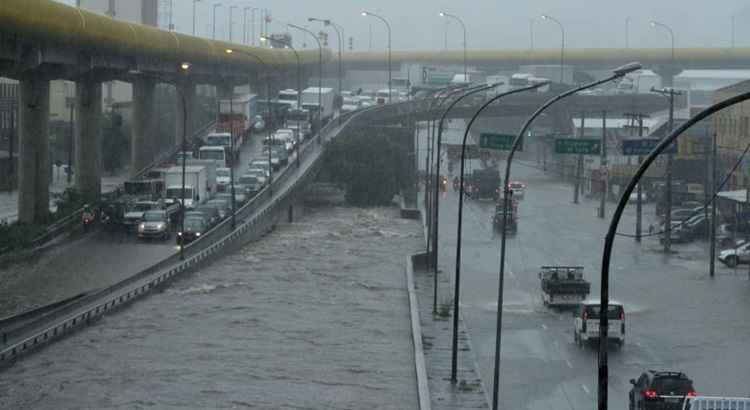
[554,138,601,154]
[479,133,519,151]
[621,138,678,155]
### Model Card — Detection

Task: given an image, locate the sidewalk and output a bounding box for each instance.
[0,169,128,223]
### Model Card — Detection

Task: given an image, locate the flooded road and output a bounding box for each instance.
[1,190,422,409]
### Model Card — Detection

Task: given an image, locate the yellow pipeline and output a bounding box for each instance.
[0,0,328,69]
[343,47,750,66]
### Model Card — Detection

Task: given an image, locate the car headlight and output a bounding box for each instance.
[138,223,145,232]
[196,232,201,236]
[156,222,165,230]
[177,232,183,236]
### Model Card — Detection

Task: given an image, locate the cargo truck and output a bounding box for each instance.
[302,87,335,125]
[539,266,591,307]
[217,93,257,142]
[164,165,209,209]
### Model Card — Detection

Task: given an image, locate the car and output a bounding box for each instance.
[216,189,248,206]
[206,199,230,220]
[183,211,209,227]
[264,146,288,166]
[176,217,207,245]
[629,371,696,410]
[718,241,750,267]
[216,167,231,191]
[249,159,271,176]
[193,203,221,227]
[137,210,171,240]
[507,181,526,199]
[238,174,264,196]
[573,299,625,348]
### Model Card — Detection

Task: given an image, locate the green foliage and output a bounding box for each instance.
[324,129,411,206]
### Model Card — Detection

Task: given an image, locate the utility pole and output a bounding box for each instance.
[67,96,74,185]
[574,113,584,204]
[709,133,717,277]
[652,87,682,253]
[624,112,649,241]
[599,110,608,218]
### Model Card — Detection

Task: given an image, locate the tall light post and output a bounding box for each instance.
[491,62,642,410]
[432,83,500,297]
[262,34,302,168]
[439,12,467,83]
[192,0,201,36]
[225,48,274,192]
[597,87,750,410]
[229,5,238,42]
[540,14,565,84]
[308,18,343,95]
[451,81,549,384]
[650,20,677,254]
[212,3,222,40]
[243,6,251,44]
[288,24,323,131]
[625,16,631,49]
[251,8,257,46]
[361,11,392,102]
[731,14,737,49]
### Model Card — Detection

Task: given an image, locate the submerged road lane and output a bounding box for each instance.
[434,157,750,409]
[0,191,423,409]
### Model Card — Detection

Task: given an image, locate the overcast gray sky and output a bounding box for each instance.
[58,0,750,51]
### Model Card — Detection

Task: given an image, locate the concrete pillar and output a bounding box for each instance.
[175,81,196,148]
[75,78,103,203]
[17,76,50,224]
[131,78,156,177]
[654,66,682,88]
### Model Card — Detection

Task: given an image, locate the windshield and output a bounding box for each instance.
[142,211,164,222]
[184,218,205,230]
[7,3,746,410]
[199,149,225,160]
[652,377,694,395]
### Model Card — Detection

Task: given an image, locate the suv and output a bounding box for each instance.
[629,371,696,410]
[574,300,625,348]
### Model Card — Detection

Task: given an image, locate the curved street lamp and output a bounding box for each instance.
[362,11,392,102]
[439,12,467,83]
[596,87,750,410]
[650,20,675,62]
[212,3,222,40]
[450,80,550,383]
[288,24,323,132]
[308,17,343,96]
[491,62,642,410]
[540,14,565,84]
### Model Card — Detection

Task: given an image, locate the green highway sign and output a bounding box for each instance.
[479,133,520,151]
[554,138,601,155]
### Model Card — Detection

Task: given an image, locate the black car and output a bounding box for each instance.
[629,371,696,410]
[176,217,207,245]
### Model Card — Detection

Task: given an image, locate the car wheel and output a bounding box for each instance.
[726,255,739,268]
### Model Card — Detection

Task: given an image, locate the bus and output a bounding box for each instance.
[198,145,228,168]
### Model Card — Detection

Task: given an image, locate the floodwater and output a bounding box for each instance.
[0,189,422,410]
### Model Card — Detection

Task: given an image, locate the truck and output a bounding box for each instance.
[467,168,501,200]
[285,108,312,140]
[277,89,299,109]
[184,159,218,195]
[163,165,209,210]
[538,266,591,307]
[492,200,518,234]
[302,87,335,125]
[217,93,258,142]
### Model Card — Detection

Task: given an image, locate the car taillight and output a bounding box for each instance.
[687,390,697,397]
[582,311,588,320]
[620,312,624,321]
[644,390,657,399]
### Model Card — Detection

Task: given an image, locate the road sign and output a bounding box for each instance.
[554,138,601,155]
[479,133,520,151]
[621,138,678,156]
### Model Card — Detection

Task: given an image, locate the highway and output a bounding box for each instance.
[434,154,750,409]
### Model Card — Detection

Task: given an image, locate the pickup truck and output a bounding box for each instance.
[681,396,750,410]
[539,266,591,307]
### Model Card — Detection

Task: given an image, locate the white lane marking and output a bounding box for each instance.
[541,324,548,330]
[581,385,590,395]
[566,359,573,369]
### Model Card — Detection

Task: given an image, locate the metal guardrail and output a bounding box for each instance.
[0,105,393,365]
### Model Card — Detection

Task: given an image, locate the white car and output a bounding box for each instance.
[574,299,625,348]
[718,242,750,267]
[216,167,231,191]
[508,181,526,199]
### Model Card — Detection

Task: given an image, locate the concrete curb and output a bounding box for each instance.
[405,253,431,410]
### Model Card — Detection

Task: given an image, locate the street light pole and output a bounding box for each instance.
[229,5,238,42]
[451,81,548,384]
[193,0,201,36]
[308,18,343,95]
[229,95,237,230]
[492,62,642,410]
[432,83,500,291]
[541,14,565,84]
[288,24,322,131]
[651,86,682,253]
[212,3,222,40]
[265,35,302,168]
[597,87,750,410]
[439,12,467,83]
[362,11,392,102]
[243,7,250,44]
[625,16,631,49]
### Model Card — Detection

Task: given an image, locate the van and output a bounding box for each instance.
[574,300,625,348]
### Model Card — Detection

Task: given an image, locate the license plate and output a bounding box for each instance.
[664,397,680,403]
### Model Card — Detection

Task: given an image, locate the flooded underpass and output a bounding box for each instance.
[0,187,422,409]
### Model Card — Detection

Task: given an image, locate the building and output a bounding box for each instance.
[713,79,750,191]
